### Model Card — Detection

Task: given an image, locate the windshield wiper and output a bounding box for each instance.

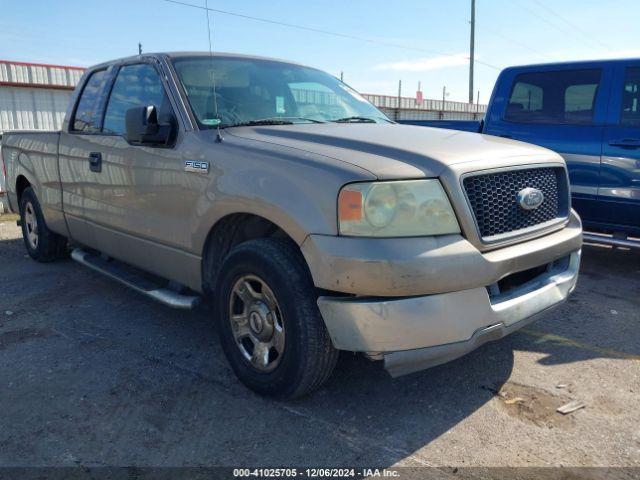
[331,116,378,123]
[221,117,327,129]
[221,119,295,128]
[273,116,326,124]
[331,116,395,124]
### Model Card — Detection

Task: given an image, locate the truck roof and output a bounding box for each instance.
[502,57,640,72]
[88,51,306,71]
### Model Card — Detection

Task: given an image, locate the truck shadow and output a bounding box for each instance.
[287,342,515,466]
[279,244,640,466]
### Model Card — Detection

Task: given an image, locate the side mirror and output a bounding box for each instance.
[125,105,174,146]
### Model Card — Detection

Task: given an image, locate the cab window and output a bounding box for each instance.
[620,67,640,126]
[102,63,173,135]
[72,69,108,133]
[505,69,601,125]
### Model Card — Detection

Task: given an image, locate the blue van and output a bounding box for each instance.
[410,59,640,245]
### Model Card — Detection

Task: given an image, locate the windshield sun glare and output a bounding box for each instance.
[172,56,390,129]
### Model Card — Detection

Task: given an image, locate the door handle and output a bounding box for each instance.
[608,138,640,148]
[89,152,102,173]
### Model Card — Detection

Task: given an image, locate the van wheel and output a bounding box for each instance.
[215,238,338,398]
[19,187,67,262]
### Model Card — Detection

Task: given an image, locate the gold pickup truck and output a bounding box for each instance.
[2,52,582,398]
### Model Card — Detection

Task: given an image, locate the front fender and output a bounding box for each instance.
[188,133,376,254]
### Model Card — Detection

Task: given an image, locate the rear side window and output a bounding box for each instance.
[505,69,601,125]
[72,69,108,132]
[620,67,640,126]
[103,63,172,135]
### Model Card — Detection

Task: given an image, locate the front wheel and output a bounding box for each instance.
[19,187,67,262]
[215,238,338,398]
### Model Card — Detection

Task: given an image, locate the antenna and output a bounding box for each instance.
[204,0,223,142]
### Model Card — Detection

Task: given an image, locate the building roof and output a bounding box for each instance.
[0,60,85,90]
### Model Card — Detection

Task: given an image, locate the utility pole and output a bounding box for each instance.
[442,85,447,120]
[138,42,142,55]
[476,90,480,110]
[397,79,402,121]
[469,0,475,104]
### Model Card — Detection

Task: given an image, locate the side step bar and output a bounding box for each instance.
[71,248,200,309]
[583,232,640,249]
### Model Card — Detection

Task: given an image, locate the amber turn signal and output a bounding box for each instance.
[338,189,363,221]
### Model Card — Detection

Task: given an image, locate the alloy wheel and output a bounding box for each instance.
[24,202,39,250]
[228,274,285,372]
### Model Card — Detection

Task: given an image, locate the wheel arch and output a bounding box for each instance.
[201,212,304,295]
[15,174,32,204]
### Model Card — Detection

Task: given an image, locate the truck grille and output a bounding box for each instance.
[463,167,569,240]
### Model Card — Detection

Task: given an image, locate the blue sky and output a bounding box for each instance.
[1,0,638,103]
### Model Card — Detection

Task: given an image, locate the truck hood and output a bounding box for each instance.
[227,123,560,179]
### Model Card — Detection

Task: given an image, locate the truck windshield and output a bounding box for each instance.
[171,56,390,128]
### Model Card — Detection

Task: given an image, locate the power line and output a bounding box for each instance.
[529,0,612,51]
[472,58,501,71]
[482,29,546,57]
[512,0,577,38]
[512,0,609,52]
[161,0,502,71]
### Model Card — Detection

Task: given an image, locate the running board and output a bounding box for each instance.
[71,248,200,309]
[583,232,640,249]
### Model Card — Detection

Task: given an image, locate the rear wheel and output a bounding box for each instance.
[19,187,67,262]
[215,238,338,398]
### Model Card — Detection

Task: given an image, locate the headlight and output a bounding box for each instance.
[338,179,460,237]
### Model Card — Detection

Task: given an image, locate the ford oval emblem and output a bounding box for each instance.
[517,187,544,210]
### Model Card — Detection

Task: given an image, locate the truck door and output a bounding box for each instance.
[61,59,201,286]
[58,67,114,245]
[600,64,640,233]
[91,61,197,257]
[484,66,611,225]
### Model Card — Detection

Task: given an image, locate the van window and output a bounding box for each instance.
[620,67,640,126]
[72,69,108,133]
[103,63,172,135]
[505,69,601,125]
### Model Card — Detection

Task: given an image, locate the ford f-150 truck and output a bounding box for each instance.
[409,59,640,246]
[2,52,582,398]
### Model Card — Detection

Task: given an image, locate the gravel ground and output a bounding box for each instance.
[0,215,638,475]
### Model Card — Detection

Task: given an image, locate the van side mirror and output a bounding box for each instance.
[125,105,174,146]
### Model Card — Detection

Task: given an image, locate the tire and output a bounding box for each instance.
[215,238,338,398]
[19,187,67,262]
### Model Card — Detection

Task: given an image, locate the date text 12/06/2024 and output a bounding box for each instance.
[233,468,401,478]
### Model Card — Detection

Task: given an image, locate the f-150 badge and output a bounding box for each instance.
[185,160,209,173]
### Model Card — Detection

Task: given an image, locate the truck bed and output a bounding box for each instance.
[2,130,64,228]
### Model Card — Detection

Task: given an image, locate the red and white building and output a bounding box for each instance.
[0,60,84,209]
[0,60,84,131]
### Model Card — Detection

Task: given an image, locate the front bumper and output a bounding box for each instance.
[302,211,582,297]
[315,240,581,377]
